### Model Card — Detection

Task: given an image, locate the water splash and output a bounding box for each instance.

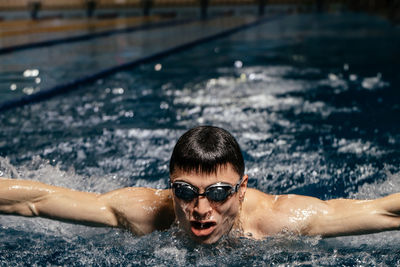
[0,157,20,179]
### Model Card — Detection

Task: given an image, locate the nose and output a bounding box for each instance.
[193,196,212,220]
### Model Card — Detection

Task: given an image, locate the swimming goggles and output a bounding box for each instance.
[171,178,243,203]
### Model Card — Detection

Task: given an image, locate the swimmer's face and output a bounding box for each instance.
[170,164,248,244]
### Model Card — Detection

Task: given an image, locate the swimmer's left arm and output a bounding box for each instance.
[251,191,400,238]
[290,193,400,237]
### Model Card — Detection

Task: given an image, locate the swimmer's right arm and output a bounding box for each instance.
[0,178,174,235]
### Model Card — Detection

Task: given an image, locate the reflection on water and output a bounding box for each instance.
[1,13,400,265]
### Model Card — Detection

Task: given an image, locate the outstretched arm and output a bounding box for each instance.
[267,193,400,237]
[0,178,174,235]
[307,193,400,237]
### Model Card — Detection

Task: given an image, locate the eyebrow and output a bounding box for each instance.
[171,179,236,189]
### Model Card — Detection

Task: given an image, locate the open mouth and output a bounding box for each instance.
[191,221,216,230]
[190,221,217,237]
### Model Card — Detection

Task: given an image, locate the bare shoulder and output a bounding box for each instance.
[241,189,329,238]
[100,187,175,235]
[240,188,278,238]
[100,187,171,203]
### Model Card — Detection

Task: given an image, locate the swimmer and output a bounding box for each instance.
[1,126,400,244]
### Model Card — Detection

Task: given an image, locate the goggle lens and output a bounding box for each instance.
[174,184,198,201]
[206,186,231,202]
[171,181,240,202]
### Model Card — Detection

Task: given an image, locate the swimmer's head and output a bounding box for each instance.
[169,126,247,244]
[169,126,244,178]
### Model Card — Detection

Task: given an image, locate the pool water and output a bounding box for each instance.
[1,13,400,266]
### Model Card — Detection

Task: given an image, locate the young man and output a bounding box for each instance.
[1,126,400,244]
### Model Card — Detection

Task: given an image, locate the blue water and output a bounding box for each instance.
[1,13,400,266]
[0,16,257,103]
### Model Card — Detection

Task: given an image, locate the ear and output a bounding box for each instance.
[239,175,248,201]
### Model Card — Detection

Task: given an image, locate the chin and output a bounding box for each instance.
[190,229,225,244]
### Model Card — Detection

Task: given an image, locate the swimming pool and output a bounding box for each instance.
[1,12,400,266]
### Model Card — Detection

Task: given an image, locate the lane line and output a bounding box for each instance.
[0,17,196,55]
[0,16,162,37]
[0,15,283,112]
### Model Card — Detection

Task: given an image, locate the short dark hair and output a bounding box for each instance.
[169,126,244,177]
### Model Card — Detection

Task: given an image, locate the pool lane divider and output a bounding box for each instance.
[0,18,196,55]
[0,15,282,112]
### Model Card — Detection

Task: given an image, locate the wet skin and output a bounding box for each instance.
[2,169,400,244]
[170,166,248,244]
